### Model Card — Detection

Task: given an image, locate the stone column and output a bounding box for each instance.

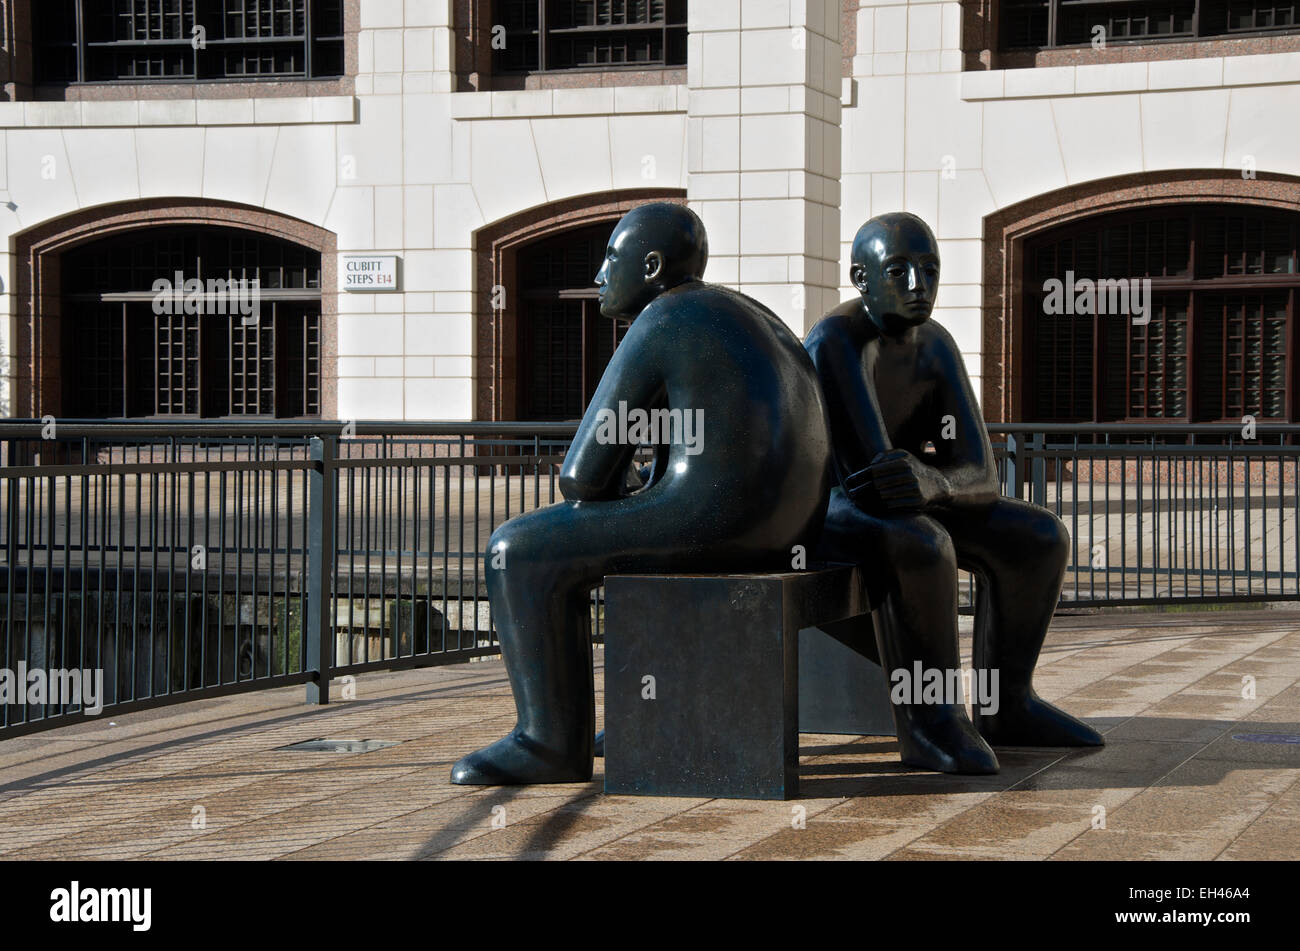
[686,0,843,336]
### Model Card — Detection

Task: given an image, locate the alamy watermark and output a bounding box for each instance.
[50,882,151,932]
[0,663,104,715]
[594,401,705,457]
[151,271,261,325]
[889,662,1000,716]
[1042,271,1151,326]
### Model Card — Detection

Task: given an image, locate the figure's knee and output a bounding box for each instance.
[886,516,957,576]
[487,503,609,591]
[1025,508,1070,569]
[486,509,556,578]
[988,504,1070,573]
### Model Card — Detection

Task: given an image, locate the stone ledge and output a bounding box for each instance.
[450,85,689,120]
[0,96,359,128]
[961,53,1300,100]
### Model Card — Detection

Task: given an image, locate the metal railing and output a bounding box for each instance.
[1001,423,1300,606]
[0,419,1295,738]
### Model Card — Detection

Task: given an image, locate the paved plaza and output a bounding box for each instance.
[0,609,1297,861]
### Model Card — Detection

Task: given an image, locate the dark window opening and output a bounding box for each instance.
[60,226,322,419]
[493,0,688,75]
[1025,205,1298,423]
[35,0,346,84]
[1000,0,1300,50]
[517,223,630,421]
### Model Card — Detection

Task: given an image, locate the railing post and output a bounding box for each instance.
[1030,431,1047,507]
[1004,432,1023,499]
[306,435,336,705]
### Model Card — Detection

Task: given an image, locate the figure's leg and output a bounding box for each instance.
[450,503,603,785]
[452,490,750,785]
[819,489,998,775]
[939,499,1103,747]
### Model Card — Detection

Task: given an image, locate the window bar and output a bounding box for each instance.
[538,0,548,73]
[75,0,86,84]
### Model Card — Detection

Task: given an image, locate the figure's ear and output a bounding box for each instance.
[644,250,664,283]
[850,263,869,293]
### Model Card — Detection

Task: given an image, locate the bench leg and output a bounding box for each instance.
[603,576,799,800]
[798,622,896,737]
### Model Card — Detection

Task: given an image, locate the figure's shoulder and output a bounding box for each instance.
[805,300,867,352]
[917,318,961,359]
[648,280,737,314]
[631,283,755,341]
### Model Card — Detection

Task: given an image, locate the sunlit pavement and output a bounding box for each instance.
[1,609,1297,861]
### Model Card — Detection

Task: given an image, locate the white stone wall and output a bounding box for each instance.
[842,0,1300,402]
[2,0,1300,419]
[686,0,843,336]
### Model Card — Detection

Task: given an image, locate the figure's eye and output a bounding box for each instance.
[925,265,938,276]
[886,265,905,278]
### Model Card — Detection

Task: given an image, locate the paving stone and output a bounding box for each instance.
[0,610,1296,860]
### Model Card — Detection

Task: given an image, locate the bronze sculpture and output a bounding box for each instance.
[805,212,1104,774]
[451,202,834,785]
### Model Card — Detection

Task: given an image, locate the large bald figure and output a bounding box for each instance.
[806,212,1102,775]
[452,202,833,785]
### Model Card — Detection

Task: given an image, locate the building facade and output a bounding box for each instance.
[0,0,1298,426]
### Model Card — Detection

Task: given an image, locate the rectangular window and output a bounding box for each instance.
[35,0,345,84]
[494,0,688,75]
[1000,0,1300,50]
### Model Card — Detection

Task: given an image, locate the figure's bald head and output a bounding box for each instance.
[851,213,938,273]
[596,202,708,318]
[849,212,941,334]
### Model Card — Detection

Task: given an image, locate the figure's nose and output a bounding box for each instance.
[595,261,608,287]
[907,264,921,292]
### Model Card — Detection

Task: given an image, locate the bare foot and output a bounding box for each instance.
[896,704,1000,775]
[975,691,1104,747]
[450,730,592,785]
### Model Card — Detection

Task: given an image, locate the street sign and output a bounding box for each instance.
[341,254,400,292]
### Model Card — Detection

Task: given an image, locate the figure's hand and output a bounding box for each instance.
[621,461,655,495]
[845,449,951,514]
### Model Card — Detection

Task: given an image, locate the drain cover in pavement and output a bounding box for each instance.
[280,738,399,753]
[1231,733,1300,745]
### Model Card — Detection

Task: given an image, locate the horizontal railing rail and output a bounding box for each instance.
[0,419,1295,738]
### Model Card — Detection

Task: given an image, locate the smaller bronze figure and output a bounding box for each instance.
[805,212,1103,775]
[451,202,833,786]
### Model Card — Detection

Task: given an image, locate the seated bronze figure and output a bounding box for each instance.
[805,212,1104,774]
[451,202,834,786]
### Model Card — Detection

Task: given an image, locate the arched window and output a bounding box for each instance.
[516,223,630,420]
[1025,205,1298,422]
[60,226,323,418]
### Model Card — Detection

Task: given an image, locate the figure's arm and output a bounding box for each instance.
[851,326,997,514]
[806,316,892,484]
[920,326,999,506]
[559,308,667,502]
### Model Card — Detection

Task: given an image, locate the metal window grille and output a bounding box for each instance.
[35,0,345,84]
[493,0,687,75]
[1026,206,1298,424]
[60,227,323,419]
[518,224,630,420]
[1000,0,1300,49]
